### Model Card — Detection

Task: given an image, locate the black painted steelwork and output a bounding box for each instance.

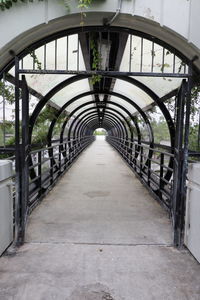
[28,136,94,212]
[106,136,173,210]
[0,25,198,248]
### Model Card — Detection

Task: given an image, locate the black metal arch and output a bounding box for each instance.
[78,113,126,139]
[44,108,131,179]
[1,25,194,79]
[74,112,127,139]
[86,122,111,136]
[54,89,173,182]
[83,118,117,137]
[28,74,171,151]
[64,100,142,142]
[72,109,129,138]
[65,104,135,143]
[83,118,113,135]
[46,89,155,148]
[78,115,124,139]
[0,23,195,250]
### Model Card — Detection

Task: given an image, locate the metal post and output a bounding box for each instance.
[172,79,187,247]
[177,64,193,247]
[38,151,42,198]
[20,75,29,243]
[14,56,21,245]
[140,146,143,176]
[159,153,164,199]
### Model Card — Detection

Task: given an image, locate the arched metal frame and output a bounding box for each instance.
[0,25,196,248]
[26,75,174,180]
[81,117,122,138]
[82,118,117,136]
[0,25,194,78]
[74,112,128,139]
[63,101,138,141]
[69,105,133,140]
[28,75,173,150]
[78,114,126,139]
[64,104,134,143]
[68,92,153,140]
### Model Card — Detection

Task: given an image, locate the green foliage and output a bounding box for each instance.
[0,126,15,159]
[0,80,15,104]
[29,51,42,70]
[160,63,170,73]
[5,135,15,146]
[78,0,92,9]
[151,117,170,144]
[0,121,15,148]
[0,0,44,11]
[189,124,200,152]
[35,106,57,125]
[32,106,67,146]
[93,129,106,135]
[0,152,13,159]
[0,0,92,11]
[90,37,102,85]
[32,106,57,146]
[32,125,48,146]
[0,121,14,134]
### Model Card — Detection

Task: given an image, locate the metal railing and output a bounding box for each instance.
[28,136,94,211]
[106,136,174,210]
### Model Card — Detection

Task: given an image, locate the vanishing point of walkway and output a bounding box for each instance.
[0,137,200,299]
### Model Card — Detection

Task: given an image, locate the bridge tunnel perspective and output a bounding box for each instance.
[0,25,200,251]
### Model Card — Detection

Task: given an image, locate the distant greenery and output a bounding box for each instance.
[150,117,170,144]
[0,121,14,144]
[146,86,200,152]
[94,129,107,136]
[0,121,15,159]
[32,106,67,146]
[0,80,15,104]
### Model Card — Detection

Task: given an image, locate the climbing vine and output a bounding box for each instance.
[0,0,43,10]
[0,0,93,11]
[0,80,15,104]
[29,51,42,70]
[90,37,102,85]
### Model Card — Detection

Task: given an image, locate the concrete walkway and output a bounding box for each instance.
[0,137,200,300]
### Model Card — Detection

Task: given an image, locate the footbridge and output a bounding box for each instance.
[0,1,200,298]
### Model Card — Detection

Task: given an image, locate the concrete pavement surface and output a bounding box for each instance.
[0,137,199,300]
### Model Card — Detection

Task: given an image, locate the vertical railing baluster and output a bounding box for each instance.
[55,39,57,70]
[59,144,62,173]
[173,53,176,73]
[50,148,54,185]
[77,37,79,71]
[162,47,165,73]
[44,44,47,70]
[159,152,164,200]
[32,50,35,70]
[151,42,154,73]
[140,145,143,176]
[66,36,69,70]
[129,34,132,72]
[147,155,151,186]
[140,38,143,72]
[134,143,137,171]
[64,142,67,170]
[38,151,42,198]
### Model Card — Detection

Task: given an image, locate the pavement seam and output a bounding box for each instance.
[24,241,173,247]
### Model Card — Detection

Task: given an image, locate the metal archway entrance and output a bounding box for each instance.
[0,25,199,248]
